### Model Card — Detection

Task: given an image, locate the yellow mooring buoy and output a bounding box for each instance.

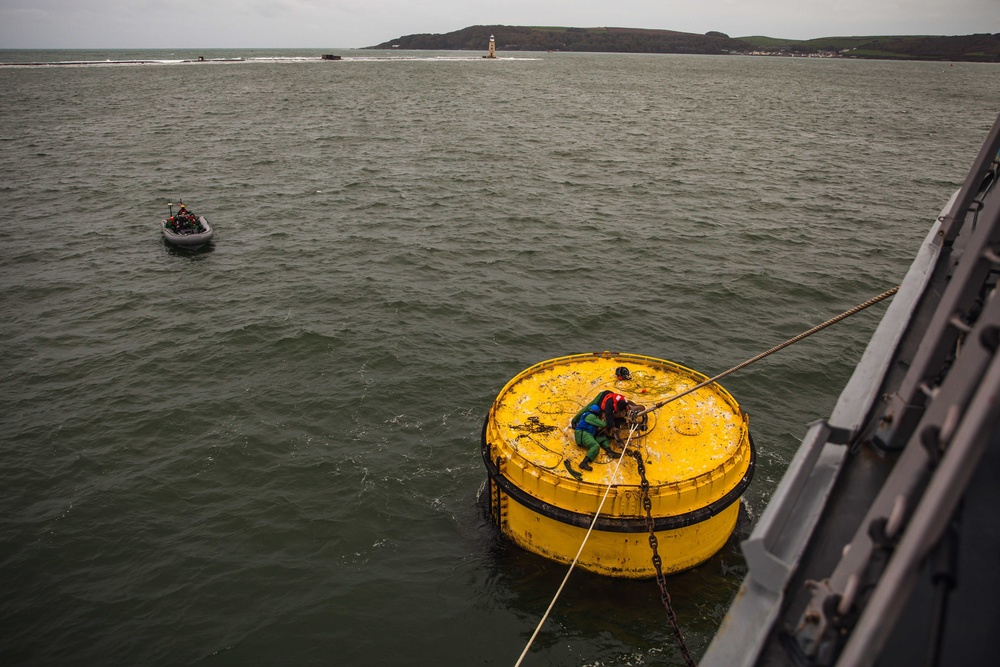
[481,351,755,578]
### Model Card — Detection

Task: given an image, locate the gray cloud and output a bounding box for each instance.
[1,0,996,49]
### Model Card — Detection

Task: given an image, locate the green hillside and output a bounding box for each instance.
[367,25,751,55]
[738,33,1000,60]
[366,25,1000,62]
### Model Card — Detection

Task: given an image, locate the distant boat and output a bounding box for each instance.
[160,202,214,249]
[162,216,213,248]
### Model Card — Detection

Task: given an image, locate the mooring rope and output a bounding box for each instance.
[513,285,901,666]
[513,426,640,667]
[636,285,900,418]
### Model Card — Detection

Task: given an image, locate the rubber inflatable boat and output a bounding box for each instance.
[161,216,213,248]
[160,202,214,249]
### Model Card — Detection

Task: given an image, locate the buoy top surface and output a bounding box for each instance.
[487,353,749,490]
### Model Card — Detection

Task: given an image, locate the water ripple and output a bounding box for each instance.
[0,50,996,666]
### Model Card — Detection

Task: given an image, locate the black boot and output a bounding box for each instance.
[579,457,593,471]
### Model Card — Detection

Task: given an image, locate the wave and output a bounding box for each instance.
[0,55,541,68]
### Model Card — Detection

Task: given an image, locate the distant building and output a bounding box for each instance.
[485,35,496,59]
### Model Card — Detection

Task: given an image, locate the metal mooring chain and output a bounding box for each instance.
[628,449,697,667]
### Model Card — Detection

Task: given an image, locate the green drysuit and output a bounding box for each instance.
[574,412,612,462]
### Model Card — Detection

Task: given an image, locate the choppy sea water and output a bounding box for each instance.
[1,47,997,665]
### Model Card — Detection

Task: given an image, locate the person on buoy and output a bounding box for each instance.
[570,391,629,471]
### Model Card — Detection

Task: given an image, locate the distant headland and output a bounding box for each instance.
[366,25,1000,62]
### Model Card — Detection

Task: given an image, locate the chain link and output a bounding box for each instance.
[628,449,697,667]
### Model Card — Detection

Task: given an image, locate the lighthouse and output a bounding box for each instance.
[484,34,496,59]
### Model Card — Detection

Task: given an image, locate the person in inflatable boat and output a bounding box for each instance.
[176,206,199,232]
[570,391,630,471]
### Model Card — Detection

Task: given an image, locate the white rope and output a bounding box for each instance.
[513,425,640,667]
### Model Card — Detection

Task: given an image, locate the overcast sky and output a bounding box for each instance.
[1,0,996,49]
